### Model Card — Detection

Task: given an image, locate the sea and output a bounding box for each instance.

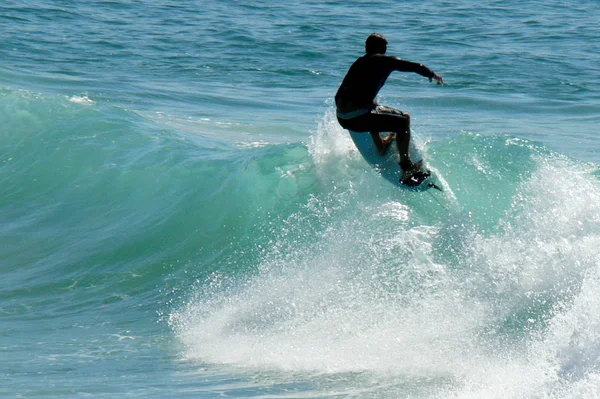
[2,1,600,398]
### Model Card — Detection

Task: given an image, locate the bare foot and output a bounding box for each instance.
[378,134,396,155]
[383,133,396,144]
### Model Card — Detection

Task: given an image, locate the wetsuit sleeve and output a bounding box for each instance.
[387,56,435,79]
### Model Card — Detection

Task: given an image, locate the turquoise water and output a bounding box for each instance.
[2,1,600,397]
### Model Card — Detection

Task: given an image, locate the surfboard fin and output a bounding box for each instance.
[428,183,443,191]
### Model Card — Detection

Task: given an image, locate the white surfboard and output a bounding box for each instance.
[348,130,442,191]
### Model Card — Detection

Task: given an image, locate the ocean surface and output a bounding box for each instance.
[2,1,600,398]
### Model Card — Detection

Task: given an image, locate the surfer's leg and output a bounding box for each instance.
[369,106,428,184]
[392,121,424,178]
[344,107,427,186]
[394,122,411,164]
[339,109,411,164]
[338,114,395,156]
[370,106,412,164]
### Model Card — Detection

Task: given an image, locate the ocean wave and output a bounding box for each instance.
[170,112,600,398]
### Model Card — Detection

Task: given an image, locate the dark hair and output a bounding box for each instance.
[365,33,387,55]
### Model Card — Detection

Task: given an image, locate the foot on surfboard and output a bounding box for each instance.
[399,160,431,187]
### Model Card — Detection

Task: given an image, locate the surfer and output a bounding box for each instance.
[335,33,443,186]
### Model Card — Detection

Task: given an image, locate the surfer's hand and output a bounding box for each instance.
[430,73,444,85]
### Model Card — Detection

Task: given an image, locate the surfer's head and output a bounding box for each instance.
[365,33,387,55]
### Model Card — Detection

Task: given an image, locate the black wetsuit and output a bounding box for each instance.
[335,54,436,133]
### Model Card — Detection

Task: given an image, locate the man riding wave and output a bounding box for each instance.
[336,33,443,186]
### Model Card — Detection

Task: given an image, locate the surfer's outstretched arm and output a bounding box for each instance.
[387,57,444,84]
